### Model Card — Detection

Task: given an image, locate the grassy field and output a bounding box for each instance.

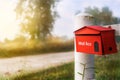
[0,52,120,80]
[0,39,74,58]
[95,52,120,80]
[13,62,74,80]
[0,62,74,80]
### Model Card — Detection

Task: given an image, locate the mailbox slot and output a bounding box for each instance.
[94,41,99,52]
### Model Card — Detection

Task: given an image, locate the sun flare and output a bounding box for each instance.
[0,0,20,42]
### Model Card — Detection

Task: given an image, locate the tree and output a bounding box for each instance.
[84,6,120,25]
[15,0,59,40]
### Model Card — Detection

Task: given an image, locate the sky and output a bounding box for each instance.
[53,0,120,38]
[0,0,18,41]
[0,0,120,41]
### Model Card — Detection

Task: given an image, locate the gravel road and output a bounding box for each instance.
[0,51,74,75]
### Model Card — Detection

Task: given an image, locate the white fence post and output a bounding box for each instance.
[74,13,95,80]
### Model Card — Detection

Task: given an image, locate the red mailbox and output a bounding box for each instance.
[74,26,117,55]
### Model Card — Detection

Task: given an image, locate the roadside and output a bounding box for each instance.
[0,51,74,75]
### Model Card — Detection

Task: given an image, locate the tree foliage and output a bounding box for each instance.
[84,6,120,25]
[15,0,59,40]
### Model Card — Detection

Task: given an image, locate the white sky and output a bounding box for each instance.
[0,0,19,41]
[0,0,120,41]
[53,0,120,38]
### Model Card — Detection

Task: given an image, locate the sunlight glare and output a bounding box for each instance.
[0,0,20,42]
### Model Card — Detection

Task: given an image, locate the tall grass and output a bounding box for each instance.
[0,38,74,58]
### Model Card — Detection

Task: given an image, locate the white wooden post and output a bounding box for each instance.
[74,13,95,80]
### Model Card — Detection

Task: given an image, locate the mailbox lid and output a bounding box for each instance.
[75,35,103,55]
[74,26,115,35]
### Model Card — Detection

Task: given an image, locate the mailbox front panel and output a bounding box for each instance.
[75,35,103,55]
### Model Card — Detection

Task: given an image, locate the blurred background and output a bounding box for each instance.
[0,0,120,80]
[0,0,120,57]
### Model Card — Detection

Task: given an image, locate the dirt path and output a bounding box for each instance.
[0,51,74,75]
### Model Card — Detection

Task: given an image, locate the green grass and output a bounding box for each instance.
[0,52,119,80]
[0,62,74,80]
[13,62,74,80]
[95,52,120,80]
